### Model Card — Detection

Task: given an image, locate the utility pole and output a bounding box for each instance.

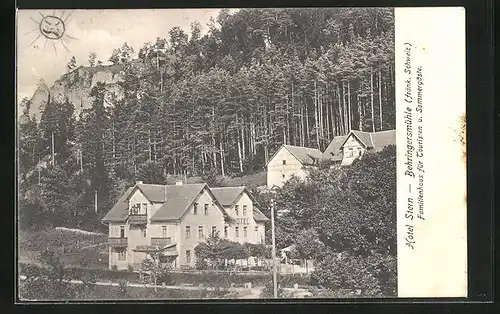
[51,131,55,166]
[270,198,278,298]
[94,190,98,214]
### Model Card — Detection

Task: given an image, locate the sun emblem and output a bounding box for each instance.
[25,10,77,55]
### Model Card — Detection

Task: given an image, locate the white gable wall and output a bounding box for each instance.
[225,192,263,245]
[178,188,226,267]
[267,147,307,188]
[342,134,367,165]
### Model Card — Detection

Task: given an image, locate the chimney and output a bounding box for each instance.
[136,181,143,185]
[175,181,183,186]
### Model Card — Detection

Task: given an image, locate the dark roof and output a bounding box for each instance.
[341,129,396,150]
[370,130,396,151]
[350,130,374,148]
[135,184,169,202]
[102,183,227,223]
[101,187,134,222]
[150,184,208,221]
[211,186,270,222]
[282,145,322,166]
[322,135,347,162]
[253,206,270,222]
[211,187,245,206]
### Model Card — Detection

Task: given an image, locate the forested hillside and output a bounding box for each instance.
[18,8,395,230]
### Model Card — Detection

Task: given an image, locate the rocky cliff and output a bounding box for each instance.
[26,64,128,121]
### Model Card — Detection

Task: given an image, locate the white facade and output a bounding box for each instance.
[341,134,366,165]
[222,191,266,245]
[106,185,267,270]
[267,147,309,189]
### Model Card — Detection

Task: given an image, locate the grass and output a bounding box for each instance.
[18,228,108,269]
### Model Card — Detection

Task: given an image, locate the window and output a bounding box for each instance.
[185,226,191,239]
[282,160,286,165]
[198,226,204,238]
[162,226,167,238]
[142,203,148,213]
[255,226,259,233]
[358,150,362,157]
[193,203,198,215]
[224,226,228,238]
[235,205,239,216]
[235,227,239,238]
[131,203,140,215]
[243,226,247,238]
[282,174,285,179]
[186,250,191,264]
[204,204,209,215]
[120,226,125,238]
[243,205,247,216]
[117,250,126,261]
[212,226,217,236]
[141,229,146,237]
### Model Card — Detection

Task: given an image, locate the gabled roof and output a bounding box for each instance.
[101,187,134,222]
[268,144,322,166]
[340,129,396,151]
[150,184,210,221]
[211,187,246,206]
[370,130,396,151]
[211,186,270,222]
[132,183,170,203]
[102,183,228,223]
[321,135,347,162]
[349,130,374,148]
[253,207,270,222]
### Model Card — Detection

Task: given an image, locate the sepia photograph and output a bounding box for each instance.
[16,7,399,301]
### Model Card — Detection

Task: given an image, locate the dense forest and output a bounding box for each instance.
[18,8,395,230]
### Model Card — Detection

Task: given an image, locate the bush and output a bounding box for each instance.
[111,265,118,271]
[195,258,208,270]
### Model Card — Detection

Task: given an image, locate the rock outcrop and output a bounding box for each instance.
[26,64,127,121]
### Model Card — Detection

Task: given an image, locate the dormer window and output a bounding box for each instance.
[243,205,247,216]
[282,160,286,165]
[193,203,198,215]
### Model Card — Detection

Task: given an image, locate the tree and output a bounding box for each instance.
[67,56,77,72]
[109,42,134,64]
[194,231,225,269]
[88,52,97,67]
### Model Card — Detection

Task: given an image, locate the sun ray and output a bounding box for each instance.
[60,39,71,53]
[59,10,66,19]
[24,28,38,36]
[63,11,73,24]
[27,34,41,49]
[30,17,40,25]
[39,12,45,19]
[64,33,78,41]
[52,10,56,16]
[52,42,57,56]
[43,39,48,52]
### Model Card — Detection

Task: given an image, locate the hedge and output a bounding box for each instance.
[19,263,311,287]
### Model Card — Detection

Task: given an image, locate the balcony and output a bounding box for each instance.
[108,237,128,247]
[151,237,172,247]
[128,214,148,225]
[135,239,177,255]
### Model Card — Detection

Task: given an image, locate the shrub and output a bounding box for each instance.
[111,265,118,271]
[195,258,208,270]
